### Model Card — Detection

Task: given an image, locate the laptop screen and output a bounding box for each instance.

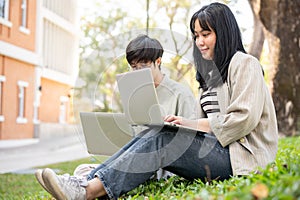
[116,68,164,125]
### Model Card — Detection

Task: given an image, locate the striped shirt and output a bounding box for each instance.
[200,89,220,118]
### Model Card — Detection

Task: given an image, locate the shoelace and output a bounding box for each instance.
[61,174,88,188]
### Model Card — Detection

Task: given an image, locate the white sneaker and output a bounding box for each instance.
[42,168,87,200]
[35,169,51,194]
[73,164,98,178]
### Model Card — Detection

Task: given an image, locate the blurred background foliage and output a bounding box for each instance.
[74,0,299,136]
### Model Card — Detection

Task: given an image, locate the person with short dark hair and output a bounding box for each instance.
[72,34,196,180]
[35,3,278,200]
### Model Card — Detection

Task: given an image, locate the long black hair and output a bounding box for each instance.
[190,2,246,90]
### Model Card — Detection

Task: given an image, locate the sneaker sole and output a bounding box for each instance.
[42,168,67,200]
[35,169,52,194]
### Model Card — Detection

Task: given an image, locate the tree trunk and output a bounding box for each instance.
[248,0,265,60]
[259,0,300,135]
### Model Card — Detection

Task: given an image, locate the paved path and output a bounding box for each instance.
[0,132,90,174]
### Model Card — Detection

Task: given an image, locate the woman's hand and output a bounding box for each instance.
[164,115,196,128]
[164,115,183,125]
[164,115,212,133]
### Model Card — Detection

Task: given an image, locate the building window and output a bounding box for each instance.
[0,75,6,122]
[16,80,28,124]
[0,0,8,19]
[21,0,27,27]
[59,96,68,124]
[19,0,30,34]
[0,0,11,27]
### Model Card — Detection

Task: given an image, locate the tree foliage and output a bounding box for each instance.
[77,0,202,112]
[76,0,300,136]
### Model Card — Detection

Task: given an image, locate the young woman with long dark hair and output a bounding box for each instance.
[35,3,278,200]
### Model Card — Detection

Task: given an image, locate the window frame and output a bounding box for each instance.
[16,80,28,124]
[19,0,30,34]
[0,0,12,27]
[59,96,69,124]
[20,0,27,27]
[0,75,6,122]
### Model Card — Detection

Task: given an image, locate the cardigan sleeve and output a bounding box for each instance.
[210,52,266,147]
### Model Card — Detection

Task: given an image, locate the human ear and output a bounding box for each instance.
[155,57,162,66]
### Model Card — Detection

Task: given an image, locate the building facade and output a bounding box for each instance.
[0,0,78,140]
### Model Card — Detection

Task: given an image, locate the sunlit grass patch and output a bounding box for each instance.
[0,137,299,199]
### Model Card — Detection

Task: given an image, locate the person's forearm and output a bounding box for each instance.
[183,118,211,133]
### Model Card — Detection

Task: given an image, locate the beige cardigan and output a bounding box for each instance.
[199,51,278,175]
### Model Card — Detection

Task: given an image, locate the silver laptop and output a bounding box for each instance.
[80,112,135,155]
[116,68,199,132]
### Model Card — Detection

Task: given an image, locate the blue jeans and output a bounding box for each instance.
[87,126,232,199]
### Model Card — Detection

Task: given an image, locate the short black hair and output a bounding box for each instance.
[126,34,164,65]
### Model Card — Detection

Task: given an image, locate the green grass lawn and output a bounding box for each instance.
[0,136,299,200]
